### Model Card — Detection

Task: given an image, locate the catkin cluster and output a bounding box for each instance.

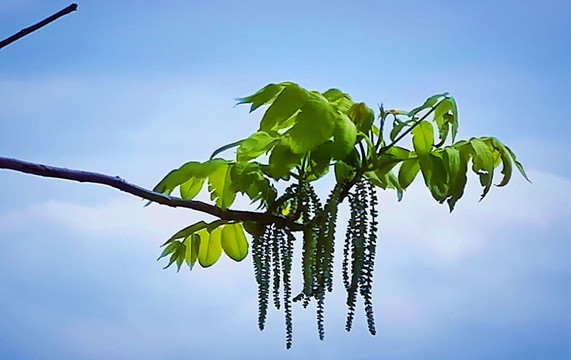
[252,178,377,348]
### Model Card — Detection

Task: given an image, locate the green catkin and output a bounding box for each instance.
[271,224,282,310]
[345,179,368,332]
[342,210,355,292]
[254,225,272,330]
[362,180,378,335]
[314,183,342,339]
[282,230,294,349]
[322,183,342,292]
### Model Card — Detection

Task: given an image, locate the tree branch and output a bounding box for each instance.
[0,3,78,50]
[0,156,303,230]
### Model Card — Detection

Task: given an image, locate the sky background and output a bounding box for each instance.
[0,0,570,359]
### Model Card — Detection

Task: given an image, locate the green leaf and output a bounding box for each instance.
[334,160,354,183]
[153,159,228,195]
[444,146,468,211]
[260,83,309,131]
[433,97,458,144]
[236,83,287,112]
[158,241,180,260]
[197,227,222,268]
[285,99,336,154]
[221,223,249,261]
[385,146,412,160]
[243,221,266,238]
[173,243,186,271]
[267,144,303,180]
[412,121,434,155]
[230,162,277,207]
[407,93,448,117]
[389,119,408,142]
[484,137,512,187]
[365,170,403,200]
[162,221,210,245]
[180,177,205,199]
[419,153,449,203]
[322,88,348,102]
[348,102,374,134]
[307,141,334,181]
[236,131,277,162]
[160,241,186,271]
[210,140,243,160]
[388,172,404,201]
[208,163,236,208]
[398,159,420,189]
[153,161,200,195]
[183,233,200,269]
[331,114,357,160]
[504,143,530,183]
[374,147,411,176]
[322,88,353,113]
[470,138,495,200]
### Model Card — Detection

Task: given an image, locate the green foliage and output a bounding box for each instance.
[154,82,528,348]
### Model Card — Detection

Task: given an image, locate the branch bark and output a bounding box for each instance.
[0,156,302,230]
[0,3,78,50]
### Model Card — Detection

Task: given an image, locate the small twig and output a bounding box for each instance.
[0,156,303,231]
[0,3,78,50]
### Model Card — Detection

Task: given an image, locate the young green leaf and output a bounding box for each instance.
[210,140,243,160]
[485,137,513,187]
[153,159,228,195]
[411,121,434,155]
[307,141,334,181]
[285,100,336,154]
[161,241,186,271]
[184,234,200,269]
[348,102,374,134]
[443,146,467,211]
[221,223,249,261]
[162,221,210,245]
[469,138,495,200]
[398,159,420,189]
[153,161,201,195]
[335,160,354,183]
[267,144,303,180]
[331,114,357,160]
[260,83,309,131]
[236,131,277,162]
[236,83,287,112]
[419,153,449,203]
[180,177,205,199]
[197,227,223,268]
[231,162,277,206]
[208,163,236,208]
[322,88,354,113]
[504,143,531,183]
[433,97,458,144]
[158,241,180,260]
[389,119,408,142]
[407,93,448,117]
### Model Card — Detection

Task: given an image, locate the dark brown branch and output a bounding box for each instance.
[0,3,78,50]
[0,156,303,230]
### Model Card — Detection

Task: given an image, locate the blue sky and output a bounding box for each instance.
[0,0,569,359]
